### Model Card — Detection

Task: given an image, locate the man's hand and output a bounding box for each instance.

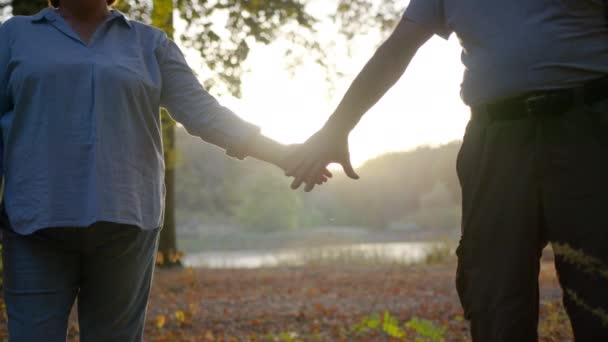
[285,127,360,192]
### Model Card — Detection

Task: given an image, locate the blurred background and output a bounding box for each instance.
[0,1,574,341]
[0,0,469,267]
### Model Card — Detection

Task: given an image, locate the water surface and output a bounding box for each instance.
[183,242,446,268]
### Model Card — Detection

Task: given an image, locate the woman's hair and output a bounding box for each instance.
[48,0,117,8]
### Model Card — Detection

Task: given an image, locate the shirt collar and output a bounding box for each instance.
[30,8,55,23]
[30,7,133,29]
[109,9,133,29]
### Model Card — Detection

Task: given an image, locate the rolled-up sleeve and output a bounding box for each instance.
[157,35,260,158]
[404,0,453,39]
[0,22,11,178]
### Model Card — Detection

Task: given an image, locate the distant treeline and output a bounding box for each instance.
[175,128,462,233]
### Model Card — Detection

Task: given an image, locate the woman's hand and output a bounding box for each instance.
[285,127,360,192]
[280,144,333,187]
[243,135,332,187]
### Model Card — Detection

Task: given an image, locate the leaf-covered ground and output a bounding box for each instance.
[0,261,573,341]
[141,261,571,341]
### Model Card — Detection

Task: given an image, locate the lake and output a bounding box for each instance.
[183,242,449,268]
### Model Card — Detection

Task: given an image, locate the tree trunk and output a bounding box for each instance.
[152,0,180,268]
[12,0,47,16]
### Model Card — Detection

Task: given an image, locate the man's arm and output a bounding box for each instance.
[323,18,434,134]
[287,18,434,191]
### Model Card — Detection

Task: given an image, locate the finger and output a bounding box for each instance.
[290,158,315,190]
[305,161,326,192]
[342,157,360,180]
[315,172,330,185]
[291,173,305,190]
[313,167,332,185]
[292,156,324,190]
[305,161,325,191]
[290,166,306,189]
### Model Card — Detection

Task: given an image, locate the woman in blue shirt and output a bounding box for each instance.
[0,0,327,340]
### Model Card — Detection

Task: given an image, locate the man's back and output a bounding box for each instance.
[405,0,608,105]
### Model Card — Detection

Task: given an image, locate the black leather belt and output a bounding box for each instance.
[471,76,608,122]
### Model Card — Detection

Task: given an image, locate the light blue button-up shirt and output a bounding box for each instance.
[0,8,260,234]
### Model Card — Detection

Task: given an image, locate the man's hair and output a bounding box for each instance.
[48,0,118,8]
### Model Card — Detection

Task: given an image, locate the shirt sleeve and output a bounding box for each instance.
[157,35,261,159]
[403,0,453,39]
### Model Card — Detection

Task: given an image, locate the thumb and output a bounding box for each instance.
[341,157,360,180]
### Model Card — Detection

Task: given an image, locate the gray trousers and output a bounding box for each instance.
[456,97,608,341]
[1,222,159,342]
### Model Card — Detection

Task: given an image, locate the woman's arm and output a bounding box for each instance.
[157,36,328,182]
[158,37,261,158]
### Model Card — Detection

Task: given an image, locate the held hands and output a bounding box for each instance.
[283,126,360,192]
[238,134,333,187]
[278,144,333,187]
[243,124,360,191]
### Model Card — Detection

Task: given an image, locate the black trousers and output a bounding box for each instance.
[456,98,608,341]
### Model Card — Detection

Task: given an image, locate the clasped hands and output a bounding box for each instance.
[280,123,360,192]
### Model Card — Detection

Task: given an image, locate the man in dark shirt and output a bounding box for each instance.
[286,1,608,340]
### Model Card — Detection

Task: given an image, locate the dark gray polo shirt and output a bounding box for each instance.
[404,0,608,105]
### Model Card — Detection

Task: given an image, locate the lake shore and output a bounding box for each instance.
[177,226,460,254]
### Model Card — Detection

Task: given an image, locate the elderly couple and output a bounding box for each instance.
[1,0,607,341]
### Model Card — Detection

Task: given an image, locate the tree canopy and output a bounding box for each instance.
[1,0,405,97]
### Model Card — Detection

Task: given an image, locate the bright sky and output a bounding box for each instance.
[178,1,470,167]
